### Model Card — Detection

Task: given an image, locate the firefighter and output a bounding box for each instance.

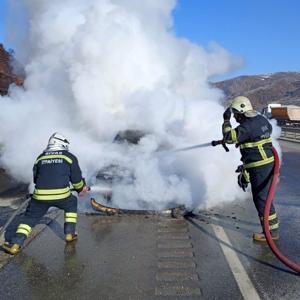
[222,96,279,242]
[2,133,89,255]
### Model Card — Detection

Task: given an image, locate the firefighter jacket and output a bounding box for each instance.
[32,150,85,201]
[222,114,274,169]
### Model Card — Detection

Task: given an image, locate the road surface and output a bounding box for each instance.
[0,140,299,299]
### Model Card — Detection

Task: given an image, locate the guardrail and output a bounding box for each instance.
[280,125,300,142]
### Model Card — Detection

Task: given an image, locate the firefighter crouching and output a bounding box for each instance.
[222,96,279,242]
[2,133,89,255]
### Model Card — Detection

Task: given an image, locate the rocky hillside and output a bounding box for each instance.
[0,44,23,95]
[214,72,300,110]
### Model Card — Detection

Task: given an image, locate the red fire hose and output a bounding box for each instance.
[264,147,300,273]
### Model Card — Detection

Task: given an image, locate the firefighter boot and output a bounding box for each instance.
[65,233,78,242]
[1,242,21,255]
[253,231,279,242]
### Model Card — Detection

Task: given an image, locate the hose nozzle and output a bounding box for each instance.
[211,139,229,152]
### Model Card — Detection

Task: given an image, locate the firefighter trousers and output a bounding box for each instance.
[248,161,279,233]
[11,195,78,246]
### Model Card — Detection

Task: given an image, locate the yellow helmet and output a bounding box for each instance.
[230,96,257,117]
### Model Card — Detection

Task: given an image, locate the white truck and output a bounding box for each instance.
[261,103,282,118]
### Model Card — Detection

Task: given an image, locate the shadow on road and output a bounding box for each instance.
[186,215,296,275]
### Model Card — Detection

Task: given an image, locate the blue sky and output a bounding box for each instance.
[0,0,299,80]
[0,0,6,43]
[173,0,300,79]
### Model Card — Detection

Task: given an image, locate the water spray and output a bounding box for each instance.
[173,139,229,153]
[87,186,112,194]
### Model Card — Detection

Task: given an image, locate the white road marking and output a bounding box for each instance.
[211,224,261,300]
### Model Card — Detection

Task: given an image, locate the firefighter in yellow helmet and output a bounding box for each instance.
[222,96,279,242]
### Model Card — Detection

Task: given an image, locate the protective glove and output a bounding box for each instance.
[223,107,232,121]
[237,173,248,192]
[79,186,90,197]
[235,166,250,192]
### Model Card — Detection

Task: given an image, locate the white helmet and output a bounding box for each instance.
[47,132,69,150]
[230,96,257,117]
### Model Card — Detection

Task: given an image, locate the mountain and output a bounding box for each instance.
[214,72,300,110]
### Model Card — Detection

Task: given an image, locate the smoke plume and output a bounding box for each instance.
[1,0,275,210]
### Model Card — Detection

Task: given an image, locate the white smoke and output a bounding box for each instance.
[1,0,258,210]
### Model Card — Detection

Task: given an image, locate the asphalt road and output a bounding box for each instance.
[0,140,299,299]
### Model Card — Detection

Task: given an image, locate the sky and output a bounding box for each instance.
[0,0,299,80]
[173,0,300,79]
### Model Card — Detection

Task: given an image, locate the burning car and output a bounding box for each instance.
[90,129,187,217]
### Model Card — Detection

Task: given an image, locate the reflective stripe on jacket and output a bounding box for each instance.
[33,150,85,200]
[222,114,274,169]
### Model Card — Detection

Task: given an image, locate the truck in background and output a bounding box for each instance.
[261,103,300,127]
[261,103,282,119]
[261,103,300,141]
[270,105,300,127]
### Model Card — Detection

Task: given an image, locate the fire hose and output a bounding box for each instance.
[0,187,92,239]
[0,196,30,239]
[211,141,299,273]
[264,147,300,273]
